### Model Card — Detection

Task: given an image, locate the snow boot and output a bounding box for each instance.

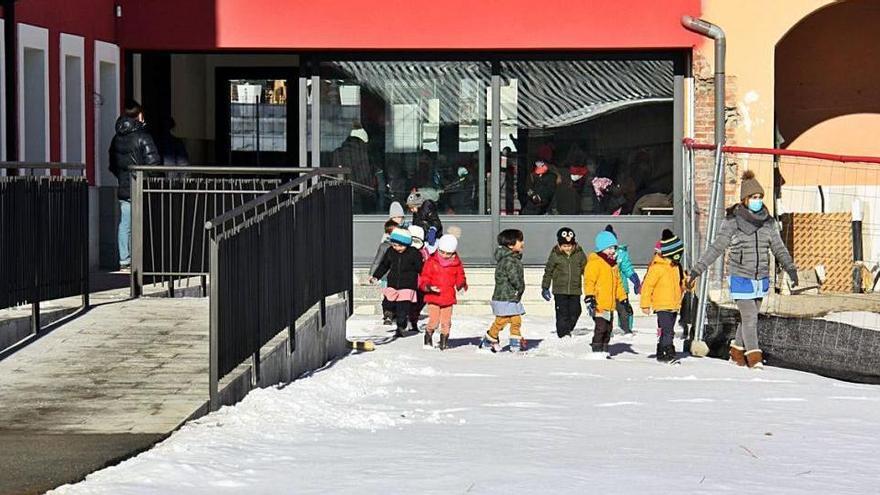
[729,343,747,367]
[382,311,394,325]
[438,334,449,351]
[745,349,764,370]
[424,330,434,348]
[664,344,677,363]
[395,325,408,338]
[410,320,420,333]
[657,343,675,363]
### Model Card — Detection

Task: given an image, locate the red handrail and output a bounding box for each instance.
[682,138,880,165]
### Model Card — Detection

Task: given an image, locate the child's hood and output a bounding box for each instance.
[432,253,462,268]
[494,246,521,262]
[552,243,585,257]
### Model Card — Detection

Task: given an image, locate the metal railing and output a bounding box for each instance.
[205,169,352,410]
[0,163,89,357]
[130,166,347,297]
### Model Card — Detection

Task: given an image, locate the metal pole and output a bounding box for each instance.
[682,16,726,343]
[478,81,487,215]
[208,237,220,411]
[852,199,864,293]
[490,74,502,244]
[131,169,144,297]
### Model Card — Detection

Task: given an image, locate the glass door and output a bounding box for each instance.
[215,67,297,166]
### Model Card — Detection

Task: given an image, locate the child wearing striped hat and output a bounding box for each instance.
[640,229,685,363]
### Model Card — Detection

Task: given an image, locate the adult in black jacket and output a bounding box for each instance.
[108,100,161,269]
[331,126,373,213]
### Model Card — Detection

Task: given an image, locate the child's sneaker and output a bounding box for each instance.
[509,337,522,353]
[480,334,501,353]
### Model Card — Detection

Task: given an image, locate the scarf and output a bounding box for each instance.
[597,251,617,267]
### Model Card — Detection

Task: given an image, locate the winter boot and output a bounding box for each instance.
[438,334,449,351]
[745,349,764,370]
[410,320,420,333]
[656,343,673,362]
[424,330,434,348]
[729,343,747,367]
[382,311,394,325]
[664,344,677,363]
[395,325,407,338]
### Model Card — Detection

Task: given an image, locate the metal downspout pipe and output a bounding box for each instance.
[681,16,726,345]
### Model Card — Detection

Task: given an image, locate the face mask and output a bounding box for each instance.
[748,198,763,212]
[571,174,583,182]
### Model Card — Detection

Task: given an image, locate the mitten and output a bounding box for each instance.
[426,227,438,245]
[541,288,552,301]
[629,274,642,295]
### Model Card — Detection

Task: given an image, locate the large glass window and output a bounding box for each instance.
[229,79,287,152]
[320,61,491,215]
[500,59,674,215]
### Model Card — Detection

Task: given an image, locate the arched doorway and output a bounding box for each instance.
[775,0,880,155]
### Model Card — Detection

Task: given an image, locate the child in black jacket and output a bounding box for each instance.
[370,227,424,337]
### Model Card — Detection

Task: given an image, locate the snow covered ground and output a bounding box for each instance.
[52,315,880,494]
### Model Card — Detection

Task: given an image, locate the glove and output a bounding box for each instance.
[426,227,438,245]
[788,270,800,288]
[584,295,596,317]
[541,288,552,301]
[629,274,642,295]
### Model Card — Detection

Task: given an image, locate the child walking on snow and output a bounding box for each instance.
[583,230,629,358]
[603,225,640,334]
[371,219,401,325]
[370,228,424,338]
[419,234,468,350]
[481,229,526,353]
[640,229,685,363]
[541,227,587,338]
[407,225,430,332]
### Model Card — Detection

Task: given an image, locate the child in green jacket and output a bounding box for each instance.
[541,227,588,338]
[481,229,526,353]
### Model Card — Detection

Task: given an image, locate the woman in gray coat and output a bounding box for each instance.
[688,171,798,369]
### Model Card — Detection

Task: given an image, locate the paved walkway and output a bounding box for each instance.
[0,288,208,494]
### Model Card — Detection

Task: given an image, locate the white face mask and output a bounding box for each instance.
[571,175,583,182]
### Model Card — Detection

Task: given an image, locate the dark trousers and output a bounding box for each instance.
[409,292,425,327]
[554,294,581,338]
[657,311,677,347]
[591,316,613,351]
[382,297,394,316]
[616,300,633,333]
[394,300,412,330]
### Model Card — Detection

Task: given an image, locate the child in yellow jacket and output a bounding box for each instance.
[641,229,685,363]
[583,230,628,358]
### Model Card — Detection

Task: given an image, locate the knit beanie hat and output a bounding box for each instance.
[408,225,425,249]
[659,229,684,261]
[437,234,458,253]
[389,227,412,246]
[406,191,426,209]
[557,227,576,245]
[740,170,764,201]
[388,201,405,219]
[594,231,618,252]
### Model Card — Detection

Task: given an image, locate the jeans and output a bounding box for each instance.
[118,199,131,266]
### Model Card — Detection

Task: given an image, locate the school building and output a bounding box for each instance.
[1,0,877,266]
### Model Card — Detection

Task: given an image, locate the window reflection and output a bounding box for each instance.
[229,79,287,152]
[320,61,490,215]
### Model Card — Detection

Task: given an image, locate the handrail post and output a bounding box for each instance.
[208,236,220,412]
[131,168,144,298]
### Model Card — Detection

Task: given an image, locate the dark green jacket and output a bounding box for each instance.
[492,246,525,302]
[541,244,588,295]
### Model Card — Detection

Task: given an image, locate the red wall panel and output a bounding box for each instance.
[118,0,700,51]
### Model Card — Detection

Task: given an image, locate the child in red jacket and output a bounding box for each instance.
[419,234,467,350]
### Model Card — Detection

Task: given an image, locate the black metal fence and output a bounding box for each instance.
[206,171,351,409]
[130,166,340,297]
[0,167,89,355]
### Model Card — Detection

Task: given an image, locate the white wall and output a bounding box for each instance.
[60,33,86,176]
[18,23,49,173]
